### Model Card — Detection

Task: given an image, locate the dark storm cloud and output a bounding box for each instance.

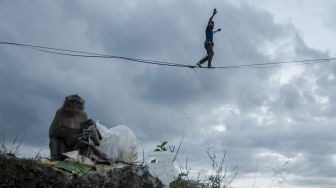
[51,0,288,129]
[0,1,335,187]
[55,0,288,105]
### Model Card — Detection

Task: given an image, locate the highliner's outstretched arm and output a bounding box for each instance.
[208,8,217,25]
[214,28,222,33]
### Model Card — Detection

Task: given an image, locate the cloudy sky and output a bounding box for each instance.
[1,0,336,187]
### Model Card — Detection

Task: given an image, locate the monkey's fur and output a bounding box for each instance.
[49,95,88,160]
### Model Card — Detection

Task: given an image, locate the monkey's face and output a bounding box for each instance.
[63,98,84,117]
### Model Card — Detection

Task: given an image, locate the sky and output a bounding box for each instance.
[0,0,336,187]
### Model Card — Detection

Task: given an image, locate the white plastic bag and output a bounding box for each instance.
[62,150,95,166]
[146,152,179,187]
[96,121,140,163]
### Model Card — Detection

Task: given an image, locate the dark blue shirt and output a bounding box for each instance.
[205,25,213,42]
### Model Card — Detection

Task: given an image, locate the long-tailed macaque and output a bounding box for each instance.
[49,95,88,160]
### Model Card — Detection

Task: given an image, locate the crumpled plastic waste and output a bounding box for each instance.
[96,121,140,163]
[62,121,140,165]
[146,151,179,187]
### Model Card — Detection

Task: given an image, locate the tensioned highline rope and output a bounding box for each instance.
[1,40,335,69]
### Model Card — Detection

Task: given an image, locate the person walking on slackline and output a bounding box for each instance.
[197,8,221,68]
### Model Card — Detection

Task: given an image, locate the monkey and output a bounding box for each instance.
[49,95,89,160]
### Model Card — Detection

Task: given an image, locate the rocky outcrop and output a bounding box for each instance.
[0,153,163,188]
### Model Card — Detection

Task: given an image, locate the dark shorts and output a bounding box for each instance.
[204,40,214,57]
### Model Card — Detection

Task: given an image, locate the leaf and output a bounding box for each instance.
[179,172,188,177]
[73,162,91,174]
[54,161,91,174]
[161,141,168,147]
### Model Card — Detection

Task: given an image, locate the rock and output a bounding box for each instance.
[0,153,163,188]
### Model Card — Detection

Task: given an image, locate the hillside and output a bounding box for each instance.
[0,153,163,188]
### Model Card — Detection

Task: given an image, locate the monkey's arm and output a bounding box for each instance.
[49,109,83,138]
[49,109,62,138]
[54,127,82,138]
[55,113,88,137]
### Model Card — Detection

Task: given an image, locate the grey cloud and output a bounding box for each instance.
[0,1,335,187]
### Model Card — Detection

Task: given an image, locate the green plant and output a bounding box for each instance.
[170,176,201,188]
[205,146,238,188]
[0,133,23,156]
[154,141,168,152]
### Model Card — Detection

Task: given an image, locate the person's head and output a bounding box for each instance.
[209,21,215,28]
